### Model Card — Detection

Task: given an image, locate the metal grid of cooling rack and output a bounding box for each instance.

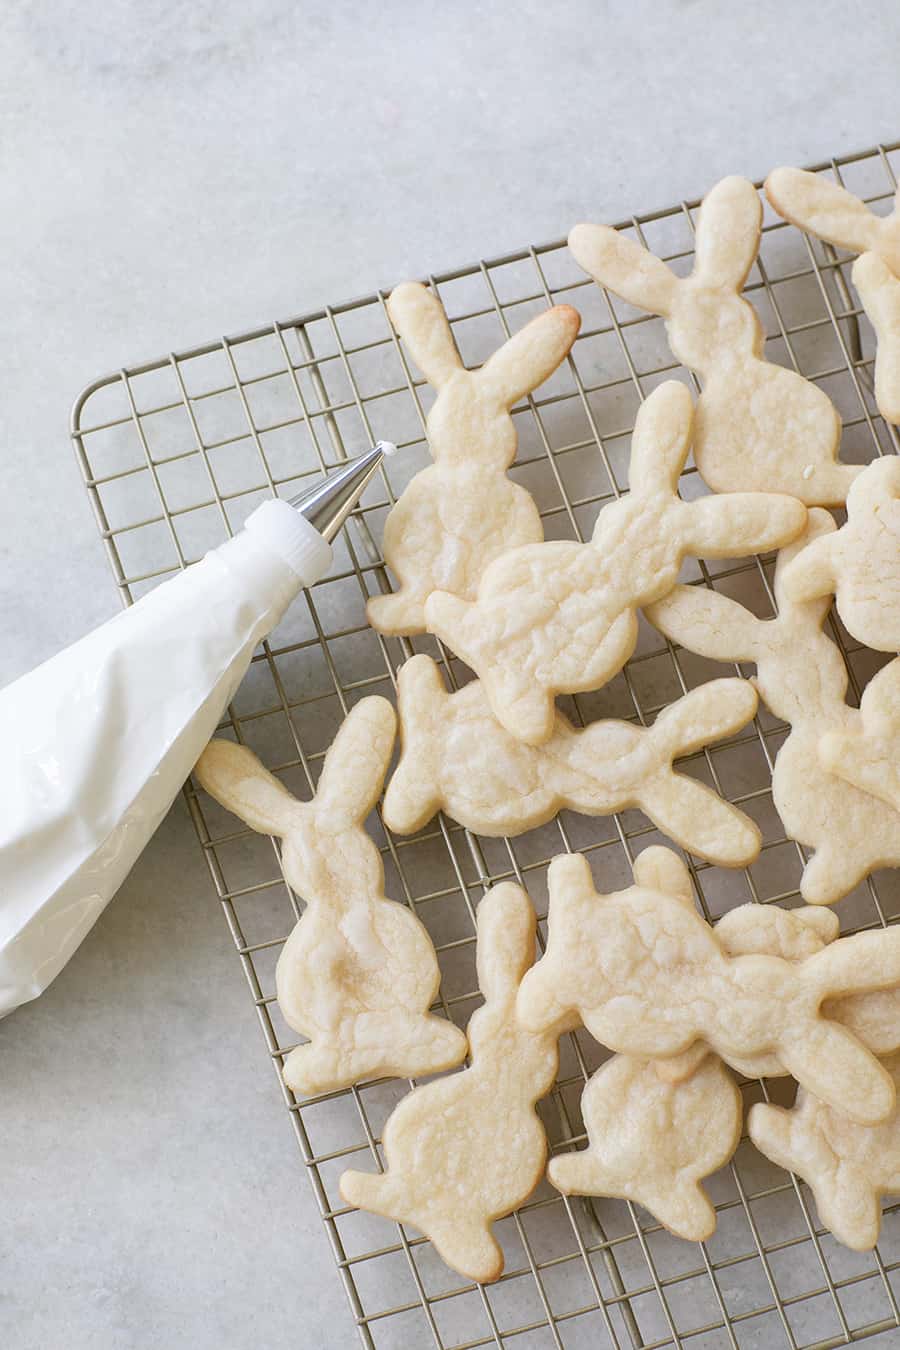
[71,141,900,1350]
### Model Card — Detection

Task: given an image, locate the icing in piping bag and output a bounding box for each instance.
[0,442,395,1016]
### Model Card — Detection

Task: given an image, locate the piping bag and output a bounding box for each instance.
[0,442,395,1017]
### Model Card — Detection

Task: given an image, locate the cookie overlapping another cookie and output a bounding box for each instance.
[647,510,900,904]
[366,283,579,636]
[517,847,900,1124]
[425,379,805,745]
[383,653,761,866]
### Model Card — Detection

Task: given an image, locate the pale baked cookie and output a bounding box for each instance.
[766,168,900,424]
[749,1053,900,1251]
[779,456,900,653]
[339,881,558,1285]
[853,254,900,424]
[569,176,859,504]
[647,510,900,904]
[366,283,579,636]
[517,847,900,1124]
[550,1054,741,1242]
[383,653,760,865]
[194,699,466,1096]
[426,380,806,745]
[659,903,900,1082]
[820,658,900,814]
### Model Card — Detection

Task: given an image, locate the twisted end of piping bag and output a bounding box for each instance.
[290,441,397,543]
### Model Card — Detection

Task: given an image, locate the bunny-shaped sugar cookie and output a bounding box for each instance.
[426,379,805,745]
[340,881,558,1284]
[749,1053,900,1251]
[194,699,466,1095]
[766,168,900,424]
[517,847,900,1124]
[569,176,859,504]
[383,653,760,866]
[779,456,900,652]
[647,509,900,903]
[820,658,900,813]
[366,283,580,636]
[550,1054,741,1242]
[659,902,900,1083]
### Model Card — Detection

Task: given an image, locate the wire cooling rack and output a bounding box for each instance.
[72,141,900,1350]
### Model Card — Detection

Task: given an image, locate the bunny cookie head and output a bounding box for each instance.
[765,169,900,277]
[195,697,396,903]
[570,177,762,373]
[387,282,580,470]
[779,456,900,653]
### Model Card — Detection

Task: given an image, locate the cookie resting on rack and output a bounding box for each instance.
[749,1053,900,1252]
[340,881,558,1285]
[550,1054,741,1242]
[366,282,579,636]
[778,456,900,653]
[194,698,466,1096]
[383,653,761,866]
[569,175,859,504]
[516,846,900,1124]
[766,167,900,424]
[424,379,806,745]
[647,509,900,905]
[820,657,900,814]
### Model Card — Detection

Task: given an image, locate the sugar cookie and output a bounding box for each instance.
[339,881,557,1284]
[766,168,900,423]
[647,510,900,903]
[550,1054,741,1242]
[660,903,900,1082]
[779,456,900,653]
[194,699,466,1095]
[820,658,900,813]
[426,380,806,745]
[383,653,760,865]
[517,847,900,1124]
[853,253,900,424]
[569,176,859,504]
[366,283,579,636]
[749,1053,900,1252]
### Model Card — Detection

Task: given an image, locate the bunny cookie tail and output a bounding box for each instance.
[796,460,864,505]
[367,588,426,637]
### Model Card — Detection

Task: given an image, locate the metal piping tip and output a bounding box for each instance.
[289,441,396,543]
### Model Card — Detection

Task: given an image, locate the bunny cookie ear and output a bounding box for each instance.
[765,167,883,255]
[692,176,762,292]
[853,252,900,423]
[386,282,463,389]
[194,739,301,838]
[632,846,694,908]
[477,305,580,409]
[568,223,680,317]
[627,379,694,495]
[314,697,396,830]
[646,583,762,665]
[475,882,536,1005]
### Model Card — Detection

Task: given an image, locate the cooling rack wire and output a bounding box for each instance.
[72,141,900,1350]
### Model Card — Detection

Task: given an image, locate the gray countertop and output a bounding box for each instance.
[3,3,900,1347]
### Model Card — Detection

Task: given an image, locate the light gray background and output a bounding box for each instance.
[2,3,900,1347]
